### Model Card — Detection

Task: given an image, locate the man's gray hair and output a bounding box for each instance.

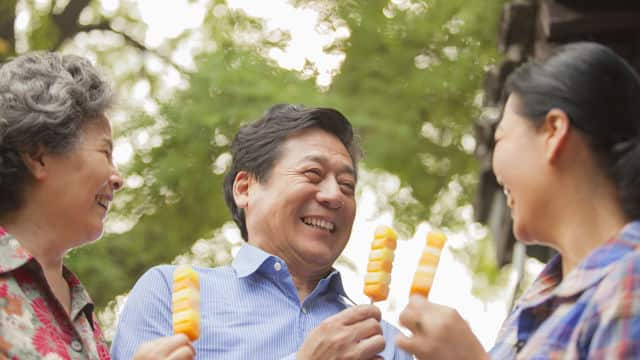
[0,52,113,215]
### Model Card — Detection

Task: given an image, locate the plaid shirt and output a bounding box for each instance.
[0,227,110,360]
[490,220,640,359]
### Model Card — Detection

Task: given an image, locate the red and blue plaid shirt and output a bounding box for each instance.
[490,220,640,359]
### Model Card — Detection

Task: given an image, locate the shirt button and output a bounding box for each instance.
[70,339,83,352]
[274,262,282,271]
[301,307,308,314]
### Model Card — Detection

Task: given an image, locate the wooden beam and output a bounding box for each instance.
[498,0,537,53]
[540,0,640,41]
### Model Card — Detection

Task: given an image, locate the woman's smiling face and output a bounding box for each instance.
[42,115,123,246]
[493,94,550,244]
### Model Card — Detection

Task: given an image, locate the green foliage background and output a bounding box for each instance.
[2,0,507,309]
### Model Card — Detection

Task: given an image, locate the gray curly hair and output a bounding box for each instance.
[0,52,114,216]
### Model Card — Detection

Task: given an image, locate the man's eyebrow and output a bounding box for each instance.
[301,154,355,176]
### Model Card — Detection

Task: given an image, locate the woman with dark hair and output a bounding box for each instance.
[0,52,194,359]
[395,42,640,359]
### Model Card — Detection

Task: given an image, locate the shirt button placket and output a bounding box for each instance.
[70,339,83,353]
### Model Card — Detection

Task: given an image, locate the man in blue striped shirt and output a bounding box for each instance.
[111,104,411,359]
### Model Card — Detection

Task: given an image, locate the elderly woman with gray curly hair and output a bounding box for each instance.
[0,52,194,359]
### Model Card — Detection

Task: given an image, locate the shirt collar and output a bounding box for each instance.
[231,242,350,299]
[0,227,95,327]
[64,267,96,328]
[527,221,640,301]
[232,242,274,278]
[317,268,351,301]
[553,220,640,297]
[0,227,35,274]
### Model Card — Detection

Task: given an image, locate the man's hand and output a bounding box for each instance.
[297,304,386,360]
[133,334,195,360]
[395,296,488,360]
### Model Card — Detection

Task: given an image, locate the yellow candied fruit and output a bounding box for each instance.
[409,231,447,299]
[426,231,446,249]
[368,248,395,262]
[367,259,393,273]
[364,283,389,302]
[364,272,391,285]
[172,265,200,341]
[374,225,398,241]
[418,252,440,266]
[371,236,397,250]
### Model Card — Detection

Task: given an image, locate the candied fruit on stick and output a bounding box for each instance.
[172,265,200,341]
[410,231,446,298]
[364,225,397,302]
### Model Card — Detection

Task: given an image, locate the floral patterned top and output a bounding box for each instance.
[0,227,111,360]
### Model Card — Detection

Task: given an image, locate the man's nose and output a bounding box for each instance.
[316,179,343,209]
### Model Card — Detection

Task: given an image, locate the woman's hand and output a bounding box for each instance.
[133,334,195,360]
[395,296,488,360]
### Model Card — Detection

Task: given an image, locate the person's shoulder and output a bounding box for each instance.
[591,249,640,301]
[143,263,234,282]
[192,263,234,274]
[604,248,640,279]
[140,264,175,281]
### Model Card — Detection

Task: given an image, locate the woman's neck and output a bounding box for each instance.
[545,177,629,277]
[3,209,72,314]
[2,209,67,273]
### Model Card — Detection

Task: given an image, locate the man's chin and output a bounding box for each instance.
[305,247,344,267]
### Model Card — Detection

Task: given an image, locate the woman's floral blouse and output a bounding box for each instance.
[0,227,110,359]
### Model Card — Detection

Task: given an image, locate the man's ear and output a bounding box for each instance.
[542,108,571,163]
[233,171,254,209]
[20,146,47,180]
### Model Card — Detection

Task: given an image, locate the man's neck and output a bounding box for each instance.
[247,239,335,303]
[290,269,331,303]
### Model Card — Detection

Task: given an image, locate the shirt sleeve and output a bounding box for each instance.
[380,320,414,359]
[586,255,640,358]
[110,265,174,360]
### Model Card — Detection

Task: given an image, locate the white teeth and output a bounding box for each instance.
[302,217,335,232]
[96,195,110,210]
[502,187,513,209]
[497,177,514,209]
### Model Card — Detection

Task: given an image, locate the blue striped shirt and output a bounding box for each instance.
[110,243,411,359]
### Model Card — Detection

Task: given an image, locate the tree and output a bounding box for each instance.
[3,0,506,308]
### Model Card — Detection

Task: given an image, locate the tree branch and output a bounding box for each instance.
[51,0,92,49]
[79,22,188,75]
[0,0,17,60]
[2,0,187,73]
